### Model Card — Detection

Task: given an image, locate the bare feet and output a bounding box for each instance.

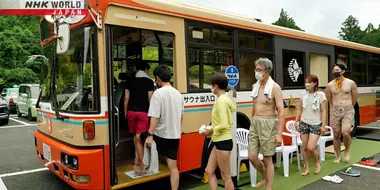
[256,180,266,188]
[334,155,341,164]
[344,152,350,162]
[133,165,148,175]
[134,158,140,166]
[301,169,309,176]
[315,162,321,174]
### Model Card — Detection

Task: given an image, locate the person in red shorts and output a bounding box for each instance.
[124,61,154,174]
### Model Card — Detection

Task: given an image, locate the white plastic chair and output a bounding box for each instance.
[249,153,263,187]
[275,132,301,177]
[317,126,334,161]
[236,128,249,181]
[287,120,334,163]
[236,128,264,187]
[285,120,304,163]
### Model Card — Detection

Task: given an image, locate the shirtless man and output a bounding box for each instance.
[248,58,284,190]
[326,64,358,164]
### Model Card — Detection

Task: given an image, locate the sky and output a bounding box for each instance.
[181,0,380,39]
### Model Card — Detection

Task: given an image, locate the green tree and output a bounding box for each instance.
[0,78,5,86]
[272,9,304,31]
[364,23,375,34]
[359,31,380,47]
[0,16,42,90]
[0,67,39,90]
[338,15,364,42]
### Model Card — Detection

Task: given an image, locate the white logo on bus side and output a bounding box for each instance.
[287,58,303,82]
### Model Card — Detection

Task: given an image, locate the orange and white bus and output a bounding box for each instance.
[34,0,380,189]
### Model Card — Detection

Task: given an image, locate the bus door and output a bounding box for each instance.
[106,24,176,189]
[104,6,184,188]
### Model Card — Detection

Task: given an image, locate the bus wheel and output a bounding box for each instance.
[237,112,250,130]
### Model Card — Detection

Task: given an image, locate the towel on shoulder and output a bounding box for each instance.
[250,76,275,100]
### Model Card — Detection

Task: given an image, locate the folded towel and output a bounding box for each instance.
[250,76,275,99]
[302,90,320,110]
[136,70,152,79]
[199,125,212,135]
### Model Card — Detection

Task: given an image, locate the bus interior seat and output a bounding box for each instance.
[113,72,128,107]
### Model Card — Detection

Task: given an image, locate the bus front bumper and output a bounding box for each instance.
[34,131,105,190]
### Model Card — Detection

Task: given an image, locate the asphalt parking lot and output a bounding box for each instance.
[0,115,74,190]
[0,115,203,190]
[3,115,379,190]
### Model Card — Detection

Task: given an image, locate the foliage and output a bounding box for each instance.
[0,16,42,90]
[0,78,5,85]
[338,15,380,48]
[0,67,39,89]
[272,9,304,31]
[338,15,365,43]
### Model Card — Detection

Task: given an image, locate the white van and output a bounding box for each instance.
[17,84,39,121]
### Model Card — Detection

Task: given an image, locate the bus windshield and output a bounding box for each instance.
[40,25,98,113]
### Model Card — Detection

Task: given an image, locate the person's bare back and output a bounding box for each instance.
[327,78,355,108]
[253,83,281,116]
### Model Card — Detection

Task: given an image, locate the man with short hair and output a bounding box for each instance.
[248,58,284,190]
[326,63,358,164]
[142,65,184,190]
[124,61,154,174]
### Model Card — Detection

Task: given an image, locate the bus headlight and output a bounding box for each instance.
[65,155,69,165]
[61,152,78,170]
[72,175,90,183]
[72,157,78,168]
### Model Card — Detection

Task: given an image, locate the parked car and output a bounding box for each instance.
[1,85,19,113]
[16,84,39,121]
[0,94,9,125]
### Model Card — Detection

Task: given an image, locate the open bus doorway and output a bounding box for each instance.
[108,25,175,189]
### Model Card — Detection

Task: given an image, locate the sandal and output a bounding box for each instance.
[340,167,361,177]
[372,158,380,164]
[322,175,343,184]
[360,160,377,167]
[361,156,375,161]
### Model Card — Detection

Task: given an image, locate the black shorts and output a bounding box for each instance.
[213,139,233,151]
[140,132,179,160]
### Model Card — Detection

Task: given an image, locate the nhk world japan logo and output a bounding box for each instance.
[0,0,88,15]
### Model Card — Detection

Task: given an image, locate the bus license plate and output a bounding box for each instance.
[43,143,51,162]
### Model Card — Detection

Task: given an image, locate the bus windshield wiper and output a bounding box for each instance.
[51,53,69,121]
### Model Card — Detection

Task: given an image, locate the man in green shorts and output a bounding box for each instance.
[248,58,285,190]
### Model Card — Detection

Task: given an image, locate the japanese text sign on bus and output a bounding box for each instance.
[225,65,239,87]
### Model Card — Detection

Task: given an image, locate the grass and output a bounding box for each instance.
[190,139,380,190]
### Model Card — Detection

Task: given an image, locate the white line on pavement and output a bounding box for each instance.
[0,168,49,178]
[352,164,380,171]
[0,124,37,129]
[0,178,7,190]
[9,118,29,125]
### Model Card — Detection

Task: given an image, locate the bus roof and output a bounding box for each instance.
[42,0,380,54]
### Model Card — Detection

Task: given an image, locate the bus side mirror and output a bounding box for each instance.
[56,23,70,54]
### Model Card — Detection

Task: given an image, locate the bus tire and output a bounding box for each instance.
[350,103,360,138]
[200,113,251,178]
[237,112,251,130]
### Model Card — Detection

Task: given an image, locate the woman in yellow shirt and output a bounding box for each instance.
[202,72,236,190]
